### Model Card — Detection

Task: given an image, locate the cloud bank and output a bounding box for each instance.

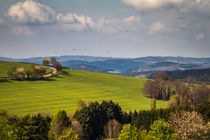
[6,0,143,34]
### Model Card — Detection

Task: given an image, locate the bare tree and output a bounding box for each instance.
[104,119,122,139]
[169,111,210,140]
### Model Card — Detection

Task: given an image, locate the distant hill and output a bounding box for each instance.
[69,64,113,74]
[127,61,200,73]
[0,60,166,115]
[1,55,210,75]
[126,68,210,82]
[166,68,210,82]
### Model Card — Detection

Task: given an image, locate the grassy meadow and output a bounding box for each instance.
[0,61,167,115]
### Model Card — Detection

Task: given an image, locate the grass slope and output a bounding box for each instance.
[0,61,166,115]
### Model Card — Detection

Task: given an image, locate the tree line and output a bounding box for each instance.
[0,100,209,140]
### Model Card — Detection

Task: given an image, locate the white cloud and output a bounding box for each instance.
[7,0,95,32]
[8,0,56,24]
[123,0,183,9]
[123,16,140,23]
[149,22,165,33]
[56,13,94,31]
[195,33,205,40]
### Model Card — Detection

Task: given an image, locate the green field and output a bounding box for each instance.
[0,61,167,115]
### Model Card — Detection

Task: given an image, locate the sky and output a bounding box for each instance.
[0,0,210,58]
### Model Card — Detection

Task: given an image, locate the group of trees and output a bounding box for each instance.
[143,72,176,100]
[0,110,78,140]
[143,72,210,107]
[7,57,63,81]
[42,57,63,71]
[0,100,209,140]
[0,111,51,139]
[7,65,48,80]
[73,100,123,139]
[168,82,210,107]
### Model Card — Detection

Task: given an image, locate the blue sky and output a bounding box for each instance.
[0,0,210,58]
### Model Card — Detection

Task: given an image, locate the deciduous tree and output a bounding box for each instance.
[148,119,175,140]
[169,111,210,140]
[42,59,50,65]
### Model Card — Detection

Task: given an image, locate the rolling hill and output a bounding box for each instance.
[0,61,166,115]
[1,55,210,73]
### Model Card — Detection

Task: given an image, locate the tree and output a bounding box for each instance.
[12,113,51,140]
[42,59,50,66]
[0,116,16,139]
[74,102,106,140]
[69,114,84,140]
[104,119,122,139]
[142,80,159,98]
[34,66,46,77]
[150,98,156,110]
[189,84,210,105]
[118,124,138,140]
[50,57,57,65]
[54,62,63,71]
[169,111,210,140]
[148,119,175,140]
[138,130,152,140]
[154,72,173,81]
[49,110,72,139]
[7,67,26,80]
[196,101,210,122]
[76,99,87,111]
[168,94,181,108]
[74,101,123,140]
[142,79,176,100]
[58,128,78,140]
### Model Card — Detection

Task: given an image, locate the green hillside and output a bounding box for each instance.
[0,61,167,115]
